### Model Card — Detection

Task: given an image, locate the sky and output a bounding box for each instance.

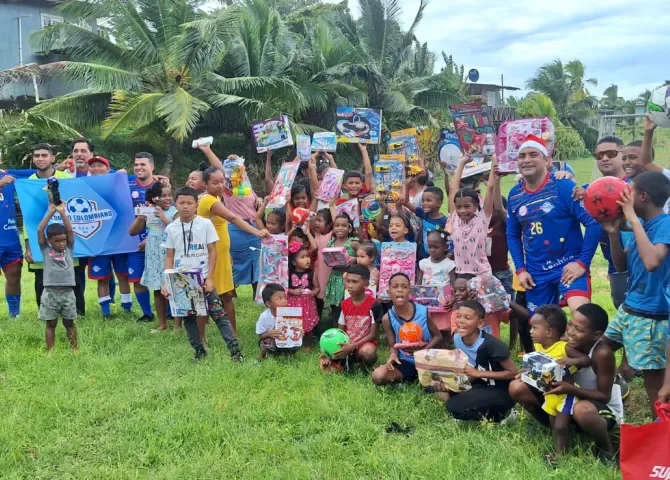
[325,0,670,100]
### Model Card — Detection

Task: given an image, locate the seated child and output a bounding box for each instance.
[331,265,384,369]
[371,273,442,385]
[256,283,296,359]
[530,305,590,455]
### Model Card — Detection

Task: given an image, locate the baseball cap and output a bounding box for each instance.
[88,156,110,168]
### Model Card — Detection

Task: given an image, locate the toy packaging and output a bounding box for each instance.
[438,129,464,175]
[267,160,300,209]
[335,107,383,144]
[222,156,252,197]
[274,307,304,348]
[191,137,213,149]
[251,115,294,153]
[311,132,337,152]
[336,198,360,228]
[448,103,495,178]
[360,194,381,222]
[322,247,350,268]
[411,285,441,308]
[296,134,312,161]
[378,242,417,301]
[134,204,156,217]
[496,117,555,173]
[468,273,509,314]
[316,168,344,202]
[415,349,472,393]
[163,269,207,317]
[521,351,564,393]
[387,128,421,167]
[255,234,289,305]
[374,158,405,204]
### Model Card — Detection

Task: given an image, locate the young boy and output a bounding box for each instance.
[256,283,289,360]
[400,185,448,260]
[37,203,78,351]
[162,187,242,362]
[339,143,373,203]
[603,171,670,419]
[447,300,518,423]
[332,264,384,368]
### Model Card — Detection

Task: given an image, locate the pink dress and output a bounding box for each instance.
[450,209,492,275]
[314,232,333,300]
[287,270,319,333]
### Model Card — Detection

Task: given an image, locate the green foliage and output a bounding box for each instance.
[554,126,587,161]
[515,94,558,121]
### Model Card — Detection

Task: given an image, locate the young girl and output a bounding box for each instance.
[355,242,379,297]
[418,229,456,337]
[255,197,286,235]
[289,227,317,255]
[324,213,359,324]
[388,212,411,243]
[313,208,333,318]
[286,242,320,346]
[285,180,316,233]
[131,182,178,331]
[371,273,442,385]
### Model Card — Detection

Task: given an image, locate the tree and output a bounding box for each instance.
[516,94,558,121]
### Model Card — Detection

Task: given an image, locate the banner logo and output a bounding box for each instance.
[55,196,114,239]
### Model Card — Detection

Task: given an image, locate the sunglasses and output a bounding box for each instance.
[595,150,622,160]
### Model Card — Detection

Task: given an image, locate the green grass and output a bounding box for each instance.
[0,158,651,479]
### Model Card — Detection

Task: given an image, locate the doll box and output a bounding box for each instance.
[163,268,206,317]
[322,247,350,268]
[521,351,564,393]
[275,307,303,348]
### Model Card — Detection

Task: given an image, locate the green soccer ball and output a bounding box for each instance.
[320,328,350,359]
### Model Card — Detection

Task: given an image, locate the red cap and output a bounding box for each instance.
[88,156,110,168]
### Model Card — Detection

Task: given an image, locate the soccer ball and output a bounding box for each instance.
[583,177,630,223]
[647,86,670,128]
[67,197,93,214]
[399,321,423,343]
[319,328,350,359]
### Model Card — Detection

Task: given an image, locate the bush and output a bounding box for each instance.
[554,126,587,161]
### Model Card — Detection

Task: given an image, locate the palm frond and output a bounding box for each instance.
[25,112,83,138]
[30,89,111,128]
[102,91,164,138]
[41,62,143,91]
[155,88,210,141]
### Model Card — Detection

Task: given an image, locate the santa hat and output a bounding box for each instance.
[518,134,548,156]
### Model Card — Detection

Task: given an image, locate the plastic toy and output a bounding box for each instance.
[387,128,421,166]
[583,176,630,222]
[521,351,564,393]
[315,168,344,202]
[468,273,510,314]
[291,207,311,226]
[438,129,463,175]
[360,194,381,221]
[322,247,350,268]
[222,156,253,196]
[275,307,304,348]
[415,349,471,393]
[648,85,670,128]
[163,269,206,317]
[191,137,213,149]
[411,285,442,308]
[251,115,294,153]
[255,234,289,305]
[296,134,311,161]
[267,160,300,209]
[336,198,360,228]
[320,328,350,359]
[496,117,555,173]
[448,103,495,177]
[311,132,337,152]
[374,159,404,204]
[377,242,417,300]
[336,107,383,144]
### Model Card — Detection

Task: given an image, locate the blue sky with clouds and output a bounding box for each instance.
[326,0,670,100]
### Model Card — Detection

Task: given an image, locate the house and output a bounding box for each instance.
[0,0,97,105]
[466,82,521,108]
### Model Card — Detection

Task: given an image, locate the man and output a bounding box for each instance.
[0,171,22,317]
[126,152,159,322]
[24,144,86,316]
[506,135,602,315]
[56,137,94,177]
[87,156,134,317]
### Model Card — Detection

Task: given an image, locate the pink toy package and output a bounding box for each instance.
[468,273,509,314]
[336,198,360,228]
[316,168,344,202]
[377,242,417,301]
[255,234,289,305]
[267,160,300,209]
[496,117,555,173]
[322,247,350,268]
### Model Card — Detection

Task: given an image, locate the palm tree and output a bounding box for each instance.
[526,59,599,148]
[516,94,559,121]
[638,89,653,105]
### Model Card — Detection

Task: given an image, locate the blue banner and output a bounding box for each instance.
[16,173,140,261]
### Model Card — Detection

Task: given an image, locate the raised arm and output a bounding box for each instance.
[448,154,469,213]
[264,151,274,195]
[641,116,657,168]
[198,143,224,170]
[482,156,498,219]
[38,204,57,246]
[323,152,338,169]
[620,190,669,271]
[358,142,373,191]
[308,154,319,212]
[255,197,269,230]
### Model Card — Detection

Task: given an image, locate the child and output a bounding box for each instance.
[285,180,316,233]
[288,227,317,255]
[339,143,373,203]
[161,187,243,362]
[354,242,379,297]
[371,273,442,385]
[603,171,670,419]
[401,185,448,260]
[448,154,497,276]
[256,202,286,235]
[331,264,383,369]
[446,300,518,422]
[447,275,473,336]
[130,182,178,331]
[324,213,360,324]
[287,242,320,345]
[256,283,292,360]
[312,208,333,318]
[388,213,410,243]
[529,305,590,456]
[418,229,456,336]
[37,203,78,351]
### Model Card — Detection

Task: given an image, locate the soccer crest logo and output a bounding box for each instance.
[58,196,114,239]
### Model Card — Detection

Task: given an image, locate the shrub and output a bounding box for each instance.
[554,126,587,161]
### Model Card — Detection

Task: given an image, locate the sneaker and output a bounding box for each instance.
[616,374,630,401]
[194,347,207,361]
[231,352,244,363]
[136,314,154,323]
[499,408,518,426]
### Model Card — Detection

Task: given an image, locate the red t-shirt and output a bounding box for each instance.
[337,295,384,344]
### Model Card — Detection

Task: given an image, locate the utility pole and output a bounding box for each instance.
[501,74,505,105]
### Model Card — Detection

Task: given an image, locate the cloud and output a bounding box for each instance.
[325,0,670,99]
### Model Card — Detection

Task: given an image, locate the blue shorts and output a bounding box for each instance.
[525,269,591,313]
[396,358,418,382]
[0,241,23,270]
[127,251,145,283]
[88,254,129,280]
[605,306,669,370]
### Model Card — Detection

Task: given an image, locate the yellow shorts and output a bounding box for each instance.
[543,393,578,416]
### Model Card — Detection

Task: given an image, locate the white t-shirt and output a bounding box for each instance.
[663,169,670,214]
[256,309,276,335]
[419,257,456,286]
[411,189,424,208]
[162,216,218,278]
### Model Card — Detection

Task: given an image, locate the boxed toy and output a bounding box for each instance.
[267,160,300,209]
[335,198,360,228]
[322,247,350,268]
[373,158,405,204]
[335,107,382,144]
[411,285,442,308]
[251,115,293,153]
[311,132,337,152]
[414,349,472,393]
[163,269,206,317]
[468,273,510,314]
[387,128,421,166]
[316,168,344,202]
[275,307,304,348]
[448,103,495,178]
[255,234,289,305]
[296,134,312,161]
[378,242,417,301]
[521,351,564,393]
[496,117,555,173]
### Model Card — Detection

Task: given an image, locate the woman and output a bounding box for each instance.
[198,167,268,333]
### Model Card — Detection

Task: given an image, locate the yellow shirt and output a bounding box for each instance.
[534,341,577,374]
[513,272,525,292]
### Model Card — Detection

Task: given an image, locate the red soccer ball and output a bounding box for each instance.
[399,322,424,343]
[583,177,630,223]
[291,207,311,225]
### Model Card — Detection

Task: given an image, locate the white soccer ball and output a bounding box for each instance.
[647,86,670,128]
[67,197,93,214]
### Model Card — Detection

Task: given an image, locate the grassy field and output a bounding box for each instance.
[0,158,654,479]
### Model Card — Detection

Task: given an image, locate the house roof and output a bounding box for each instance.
[466,83,521,92]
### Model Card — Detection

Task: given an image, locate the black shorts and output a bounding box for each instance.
[396,359,418,382]
[531,388,617,430]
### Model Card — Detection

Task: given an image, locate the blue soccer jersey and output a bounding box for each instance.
[127,175,156,242]
[0,172,20,248]
[506,173,602,275]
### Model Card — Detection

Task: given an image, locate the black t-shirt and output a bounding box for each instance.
[454,331,512,390]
